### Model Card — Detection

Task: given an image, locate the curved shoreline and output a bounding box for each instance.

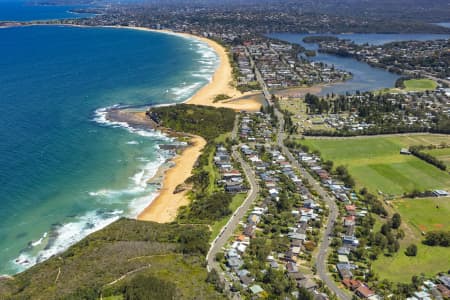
[108,26,261,222]
[113,26,262,111]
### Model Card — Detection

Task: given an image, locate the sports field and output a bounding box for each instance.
[423,147,450,170]
[372,197,450,282]
[377,78,437,94]
[403,78,438,91]
[300,134,450,195]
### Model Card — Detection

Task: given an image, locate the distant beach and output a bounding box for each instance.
[115,26,263,111]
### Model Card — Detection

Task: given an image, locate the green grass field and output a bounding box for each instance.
[424,148,450,170]
[372,197,450,282]
[372,242,450,282]
[393,197,450,233]
[300,135,450,195]
[403,79,438,91]
[377,78,438,94]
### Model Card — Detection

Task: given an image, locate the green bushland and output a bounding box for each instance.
[423,231,450,247]
[149,104,235,141]
[298,135,450,195]
[0,219,224,300]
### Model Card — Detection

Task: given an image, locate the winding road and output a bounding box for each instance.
[206,118,260,295]
[274,109,350,300]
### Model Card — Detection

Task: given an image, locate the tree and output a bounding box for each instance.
[423,231,450,247]
[298,287,314,300]
[206,269,223,292]
[392,213,401,229]
[405,244,418,256]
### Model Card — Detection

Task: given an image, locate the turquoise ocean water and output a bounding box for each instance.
[0,25,218,274]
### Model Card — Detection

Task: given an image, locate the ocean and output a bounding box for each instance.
[0,0,94,21]
[0,25,218,274]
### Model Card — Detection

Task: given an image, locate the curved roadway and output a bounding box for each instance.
[275,109,350,300]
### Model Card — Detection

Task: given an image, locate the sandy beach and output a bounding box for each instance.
[137,135,206,222]
[107,26,262,222]
[120,26,262,112]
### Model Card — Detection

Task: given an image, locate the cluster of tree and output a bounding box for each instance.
[148,104,235,141]
[304,93,330,114]
[423,231,450,247]
[367,213,403,256]
[403,189,436,198]
[283,113,298,134]
[304,125,433,137]
[360,188,388,217]
[409,145,447,171]
[185,192,233,222]
[335,165,355,188]
[395,76,415,89]
[301,91,450,136]
[262,268,296,297]
[405,244,418,256]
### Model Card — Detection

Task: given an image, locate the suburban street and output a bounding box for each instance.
[208,84,350,299]
[274,108,351,300]
[206,141,260,295]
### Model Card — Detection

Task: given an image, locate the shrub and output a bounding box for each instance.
[405,244,418,256]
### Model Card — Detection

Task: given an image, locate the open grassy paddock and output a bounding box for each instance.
[372,197,450,282]
[299,134,450,195]
[377,78,438,94]
[424,147,450,170]
[393,197,450,234]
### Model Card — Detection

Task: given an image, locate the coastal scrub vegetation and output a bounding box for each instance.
[148,104,235,141]
[148,104,246,227]
[0,219,223,299]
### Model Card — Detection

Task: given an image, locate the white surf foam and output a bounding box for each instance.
[12,210,122,271]
[170,82,204,101]
[30,232,48,247]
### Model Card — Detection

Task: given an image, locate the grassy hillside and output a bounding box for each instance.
[0,219,223,300]
[300,134,450,195]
